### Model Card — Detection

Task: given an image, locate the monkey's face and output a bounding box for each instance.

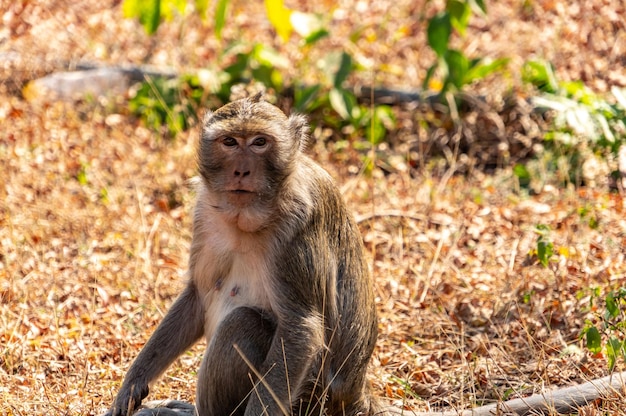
[198,97,308,229]
[207,134,275,209]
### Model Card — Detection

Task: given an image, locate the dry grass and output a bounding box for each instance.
[1,0,626,415]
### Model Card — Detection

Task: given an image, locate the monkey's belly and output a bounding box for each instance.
[202,274,272,341]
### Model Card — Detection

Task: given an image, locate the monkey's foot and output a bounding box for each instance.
[134,400,196,416]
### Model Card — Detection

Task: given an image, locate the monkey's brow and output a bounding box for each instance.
[208,108,240,122]
[205,122,284,139]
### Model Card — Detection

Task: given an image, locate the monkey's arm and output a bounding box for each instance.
[107,283,205,416]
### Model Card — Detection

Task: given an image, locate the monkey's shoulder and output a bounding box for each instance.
[289,156,345,203]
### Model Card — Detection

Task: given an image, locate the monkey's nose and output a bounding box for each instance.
[234,170,251,177]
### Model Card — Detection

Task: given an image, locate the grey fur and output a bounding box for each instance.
[104,97,378,416]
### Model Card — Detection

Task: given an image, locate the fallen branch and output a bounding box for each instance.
[383,371,626,415]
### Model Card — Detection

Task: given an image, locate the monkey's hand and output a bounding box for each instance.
[104,383,150,416]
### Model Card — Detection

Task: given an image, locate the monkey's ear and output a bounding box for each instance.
[250,91,264,103]
[202,110,214,126]
[288,113,313,152]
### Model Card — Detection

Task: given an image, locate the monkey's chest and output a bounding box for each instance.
[202,254,273,340]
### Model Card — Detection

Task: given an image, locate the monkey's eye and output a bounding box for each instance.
[222,137,238,147]
[251,137,267,147]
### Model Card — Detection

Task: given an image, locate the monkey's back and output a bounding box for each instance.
[274,156,378,412]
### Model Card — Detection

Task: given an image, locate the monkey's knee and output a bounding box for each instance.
[197,307,276,415]
[213,306,276,363]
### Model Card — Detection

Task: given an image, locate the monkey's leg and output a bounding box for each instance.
[197,307,277,416]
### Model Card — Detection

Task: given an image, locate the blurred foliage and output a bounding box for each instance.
[515,59,626,190]
[532,224,554,268]
[581,287,626,371]
[122,0,623,192]
[128,75,204,137]
[123,0,395,148]
[423,0,509,99]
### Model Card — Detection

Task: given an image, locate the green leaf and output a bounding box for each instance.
[290,11,327,44]
[318,52,352,88]
[161,0,186,21]
[444,49,469,89]
[606,292,620,319]
[534,225,553,267]
[333,52,353,89]
[265,0,293,42]
[253,44,289,68]
[123,0,161,35]
[224,52,250,81]
[513,163,530,187]
[304,29,329,45]
[195,0,209,19]
[446,0,471,35]
[585,326,602,354]
[469,0,487,15]
[329,88,356,120]
[464,58,510,84]
[77,165,88,186]
[214,0,229,39]
[522,60,558,93]
[606,337,624,371]
[367,105,396,144]
[427,12,452,57]
[422,62,439,90]
[375,105,396,129]
[522,290,534,304]
[537,238,554,267]
[294,84,322,113]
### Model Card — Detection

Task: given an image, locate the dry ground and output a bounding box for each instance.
[1,0,626,415]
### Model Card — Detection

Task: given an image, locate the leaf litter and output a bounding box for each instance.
[1,0,626,415]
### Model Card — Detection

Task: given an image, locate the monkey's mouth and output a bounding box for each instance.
[226,189,258,206]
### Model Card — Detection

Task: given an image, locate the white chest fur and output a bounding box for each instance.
[193,215,274,341]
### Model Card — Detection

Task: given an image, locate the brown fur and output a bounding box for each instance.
[105,95,379,416]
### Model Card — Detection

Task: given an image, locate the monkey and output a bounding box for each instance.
[104,93,380,416]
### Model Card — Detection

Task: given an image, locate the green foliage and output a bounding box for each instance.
[213,0,228,39]
[533,224,554,267]
[577,204,599,229]
[122,0,186,34]
[76,163,89,186]
[521,290,535,304]
[264,0,293,42]
[122,3,394,147]
[522,59,626,188]
[128,76,203,138]
[512,163,531,188]
[522,60,558,93]
[124,0,328,44]
[427,13,452,58]
[580,288,626,371]
[423,0,508,96]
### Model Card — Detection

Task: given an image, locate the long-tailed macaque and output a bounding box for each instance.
[105,93,380,416]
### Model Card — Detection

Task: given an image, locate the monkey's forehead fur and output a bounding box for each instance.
[202,96,296,139]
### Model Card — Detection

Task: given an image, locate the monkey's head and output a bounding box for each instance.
[199,94,310,231]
